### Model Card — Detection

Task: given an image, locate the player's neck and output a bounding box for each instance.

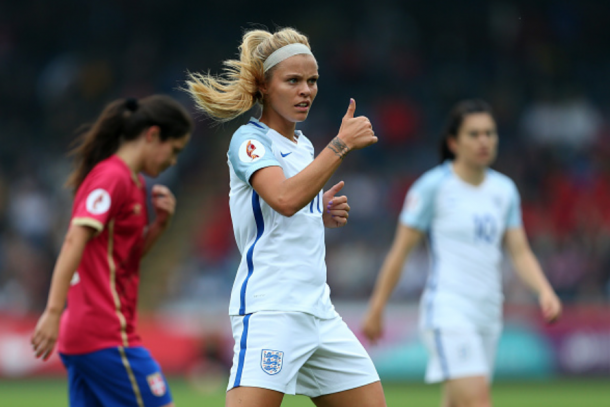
[115,142,144,175]
[259,111,297,142]
[452,160,486,186]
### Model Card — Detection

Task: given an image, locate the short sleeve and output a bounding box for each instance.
[399,175,438,231]
[228,125,281,186]
[71,167,129,234]
[506,182,523,229]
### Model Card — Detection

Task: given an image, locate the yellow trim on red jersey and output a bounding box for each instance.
[130,171,142,188]
[118,346,144,407]
[72,217,104,235]
[107,219,129,347]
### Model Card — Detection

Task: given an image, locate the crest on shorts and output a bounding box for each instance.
[261,349,284,375]
[146,372,166,397]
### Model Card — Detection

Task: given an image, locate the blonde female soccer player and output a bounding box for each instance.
[186,27,387,407]
[31,95,193,407]
[362,99,562,407]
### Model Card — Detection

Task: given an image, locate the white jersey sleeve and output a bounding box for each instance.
[399,165,450,231]
[505,181,522,229]
[228,125,281,186]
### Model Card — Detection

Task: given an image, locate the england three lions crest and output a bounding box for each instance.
[261,349,284,375]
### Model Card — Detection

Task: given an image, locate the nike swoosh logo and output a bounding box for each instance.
[280,152,292,157]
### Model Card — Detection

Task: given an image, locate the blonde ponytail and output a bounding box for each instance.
[185,27,311,122]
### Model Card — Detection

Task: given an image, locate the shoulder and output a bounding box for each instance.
[228,122,275,165]
[487,169,518,193]
[77,158,131,196]
[230,121,273,149]
[228,121,281,183]
[411,163,453,193]
[89,158,130,183]
[400,164,451,227]
[298,132,313,146]
[297,132,314,152]
[295,129,310,144]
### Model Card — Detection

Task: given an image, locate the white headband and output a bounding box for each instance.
[263,43,313,72]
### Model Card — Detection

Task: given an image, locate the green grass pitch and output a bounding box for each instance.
[1,378,609,406]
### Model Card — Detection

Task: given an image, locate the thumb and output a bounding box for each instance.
[328,181,345,196]
[343,98,356,119]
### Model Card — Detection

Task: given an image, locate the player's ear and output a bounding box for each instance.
[258,76,271,97]
[144,126,161,143]
[447,135,458,155]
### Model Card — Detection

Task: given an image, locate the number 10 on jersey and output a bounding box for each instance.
[473,214,497,244]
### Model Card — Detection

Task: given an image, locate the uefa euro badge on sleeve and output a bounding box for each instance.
[239,139,266,163]
[86,188,111,215]
[146,372,167,397]
[261,349,284,375]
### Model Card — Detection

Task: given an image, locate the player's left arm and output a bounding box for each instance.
[32,224,96,360]
[504,227,562,323]
[142,185,175,256]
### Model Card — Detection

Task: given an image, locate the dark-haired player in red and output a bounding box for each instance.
[31,95,193,407]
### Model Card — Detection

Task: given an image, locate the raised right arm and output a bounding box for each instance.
[251,99,377,217]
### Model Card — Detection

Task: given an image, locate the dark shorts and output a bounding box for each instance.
[60,346,172,407]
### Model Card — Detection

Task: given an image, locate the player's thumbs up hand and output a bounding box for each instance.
[343,97,357,119]
[335,98,377,154]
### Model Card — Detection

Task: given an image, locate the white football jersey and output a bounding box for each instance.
[227,118,337,319]
[400,162,522,330]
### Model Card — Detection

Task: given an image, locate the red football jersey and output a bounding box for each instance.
[58,155,148,354]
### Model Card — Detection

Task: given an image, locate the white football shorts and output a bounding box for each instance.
[227,311,380,397]
[421,328,501,383]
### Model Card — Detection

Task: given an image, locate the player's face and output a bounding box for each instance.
[450,113,498,168]
[143,132,190,177]
[261,54,319,123]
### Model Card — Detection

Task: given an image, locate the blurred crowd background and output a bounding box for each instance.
[1,0,610,318]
